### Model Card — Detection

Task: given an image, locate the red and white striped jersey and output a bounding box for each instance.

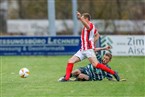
[81,22,98,51]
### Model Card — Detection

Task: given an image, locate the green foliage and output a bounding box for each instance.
[8,0,145,19]
[18,0,48,19]
[1,56,145,97]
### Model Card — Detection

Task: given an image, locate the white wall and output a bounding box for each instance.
[7,20,145,35]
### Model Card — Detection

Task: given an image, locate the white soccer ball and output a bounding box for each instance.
[19,68,30,78]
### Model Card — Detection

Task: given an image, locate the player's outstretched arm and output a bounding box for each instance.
[77,11,90,30]
[94,45,111,52]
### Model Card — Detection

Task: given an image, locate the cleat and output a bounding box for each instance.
[113,72,120,81]
[58,77,68,82]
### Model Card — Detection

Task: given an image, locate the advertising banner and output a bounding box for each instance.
[0,35,144,56]
[100,35,145,56]
[0,36,81,55]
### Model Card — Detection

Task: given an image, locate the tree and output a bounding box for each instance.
[0,0,8,34]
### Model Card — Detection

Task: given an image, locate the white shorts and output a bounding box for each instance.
[74,49,96,61]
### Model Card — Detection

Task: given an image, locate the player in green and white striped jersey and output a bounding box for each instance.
[71,52,114,81]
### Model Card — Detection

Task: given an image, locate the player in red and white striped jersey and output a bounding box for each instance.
[60,11,120,82]
[81,21,97,51]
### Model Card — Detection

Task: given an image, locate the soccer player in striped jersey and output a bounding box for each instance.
[71,53,114,81]
[60,11,120,82]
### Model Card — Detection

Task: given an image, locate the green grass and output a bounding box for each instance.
[0,56,145,97]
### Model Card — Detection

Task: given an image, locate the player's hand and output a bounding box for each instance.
[105,45,111,50]
[77,11,81,19]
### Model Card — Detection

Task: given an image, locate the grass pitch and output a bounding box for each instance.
[0,56,145,97]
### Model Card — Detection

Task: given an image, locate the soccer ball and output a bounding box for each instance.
[19,68,30,78]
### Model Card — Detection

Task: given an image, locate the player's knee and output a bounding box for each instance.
[72,69,81,76]
[78,74,83,79]
[78,74,89,80]
[92,61,99,67]
[67,59,74,63]
[92,63,97,67]
[68,57,78,63]
[68,56,80,64]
